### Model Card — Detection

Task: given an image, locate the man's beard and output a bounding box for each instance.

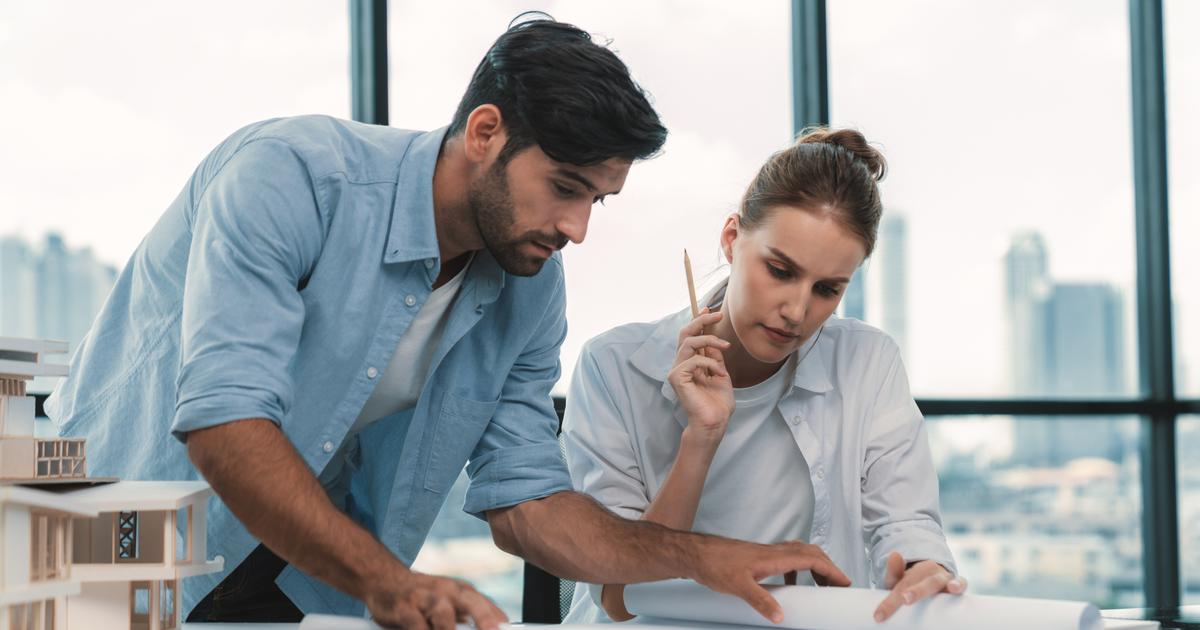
[468,160,568,277]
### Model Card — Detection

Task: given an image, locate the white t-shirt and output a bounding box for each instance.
[693,353,815,548]
[320,256,471,492]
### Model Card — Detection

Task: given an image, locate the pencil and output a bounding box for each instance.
[684,249,700,319]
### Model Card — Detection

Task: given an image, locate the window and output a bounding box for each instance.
[828,0,1137,398]
[930,416,1143,607]
[0,2,349,384]
[1165,0,1199,397]
[1181,417,1200,603]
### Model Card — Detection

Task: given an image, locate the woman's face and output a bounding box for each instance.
[721,206,867,365]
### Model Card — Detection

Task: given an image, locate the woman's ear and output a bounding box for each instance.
[720,214,740,264]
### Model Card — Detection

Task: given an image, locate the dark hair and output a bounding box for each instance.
[739,127,887,256]
[447,14,667,166]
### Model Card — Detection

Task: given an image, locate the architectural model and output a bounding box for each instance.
[0,337,224,630]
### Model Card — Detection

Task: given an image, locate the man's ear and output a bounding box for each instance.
[720,214,741,263]
[462,104,506,164]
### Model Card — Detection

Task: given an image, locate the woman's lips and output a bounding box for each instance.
[762,324,801,343]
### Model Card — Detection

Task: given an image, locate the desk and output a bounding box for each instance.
[182,613,1200,630]
[1103,606,1200,630]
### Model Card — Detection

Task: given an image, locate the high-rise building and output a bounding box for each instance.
[1004,232,1130,466]
[878,213,909,360]
[1004,231,1052,396]
[0,237,38,338]
[841,212,908,362]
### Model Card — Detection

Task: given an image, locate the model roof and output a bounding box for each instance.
[59,480,213,512]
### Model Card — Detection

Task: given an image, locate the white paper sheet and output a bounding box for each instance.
[623,579,1140,630]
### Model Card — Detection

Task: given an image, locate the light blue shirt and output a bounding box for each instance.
[45,115,573,617]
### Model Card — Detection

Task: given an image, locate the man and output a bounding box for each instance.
[48,17,848,628]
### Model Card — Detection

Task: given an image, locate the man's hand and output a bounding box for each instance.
[691,538,852,623]
[489,493,852,625]
[364,569,507,630]
[873,552,966,623]
[187,419,505,629]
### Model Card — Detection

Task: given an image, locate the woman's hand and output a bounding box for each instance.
[667,308,734,443]
[874,552,967,622]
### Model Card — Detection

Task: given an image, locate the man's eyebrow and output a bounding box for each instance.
[768,247,852,283]
[554,168,598,193]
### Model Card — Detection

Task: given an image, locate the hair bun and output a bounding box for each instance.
[795,127,887,181]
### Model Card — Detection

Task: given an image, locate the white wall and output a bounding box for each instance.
[67,581,129,630]
[2,503,31,589]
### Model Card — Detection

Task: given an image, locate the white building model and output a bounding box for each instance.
[1,338,224,630]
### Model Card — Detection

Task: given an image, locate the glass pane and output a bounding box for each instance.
[1166,0,1200,397]
[413,469,524,619]
[1180,417,1200,603]
[931,416,1143,607]
[0,2,349,390]
[828,1,1138,398]
[388,1,792,396]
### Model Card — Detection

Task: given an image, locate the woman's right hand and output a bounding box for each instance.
[667,308,735,442]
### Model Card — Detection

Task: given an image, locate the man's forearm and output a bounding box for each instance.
[488,490,704,585]
[187,418,403,600]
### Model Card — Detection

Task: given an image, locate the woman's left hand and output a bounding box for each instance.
[873,552,966,623]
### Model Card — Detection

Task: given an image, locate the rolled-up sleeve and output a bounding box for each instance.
[462,273,574,518]
[172,138,324,441]
[860,343,957,585]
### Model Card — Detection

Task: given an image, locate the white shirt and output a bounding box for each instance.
[561,284,955,623]
[320,256,471,491]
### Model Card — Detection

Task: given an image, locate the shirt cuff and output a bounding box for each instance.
[870,520,959,587]
[172,391,284,442]
[462,442,573,520]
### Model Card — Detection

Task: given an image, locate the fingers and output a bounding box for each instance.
[734,580,784,624]
[806,555,851,587]
[677,308,724,345]
[751,543,850,587]
[675,355,729,380]
[874,562,959,623]
[874,585,906,623]
[947,575,968,594]
[902,570,953,605]
[676,334,732,362]
[426,597,457,630]
[455,588,508,630]
[884,552,905,589]
[370,575,506,630]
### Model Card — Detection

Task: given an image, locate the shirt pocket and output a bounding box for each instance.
[421,390,499,493]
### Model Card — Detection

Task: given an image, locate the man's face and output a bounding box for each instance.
[468,144,630,277]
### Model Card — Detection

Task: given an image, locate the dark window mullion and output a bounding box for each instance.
[350,0,388,125]
[1129,0,1180,610]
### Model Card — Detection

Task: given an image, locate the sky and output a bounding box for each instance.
[0,0,1195,402]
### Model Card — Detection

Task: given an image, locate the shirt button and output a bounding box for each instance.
[791,415,803,426]
[322,441,334,453]
[366,366,378,379]
[424,258,435,269]
[404,294,417,307]
[816,467,825,480]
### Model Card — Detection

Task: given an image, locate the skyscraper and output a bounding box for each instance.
[840,212,908,363]
[878,213,909,360]
[1004,232,1130,465]
[0,237,38,338]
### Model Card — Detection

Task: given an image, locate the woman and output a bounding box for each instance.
[562,128,966,624]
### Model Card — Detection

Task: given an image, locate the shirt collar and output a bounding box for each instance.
[628,280,835,397]
[383,126,448,265]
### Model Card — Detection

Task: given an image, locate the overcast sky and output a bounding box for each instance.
[1,1,1195,410]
